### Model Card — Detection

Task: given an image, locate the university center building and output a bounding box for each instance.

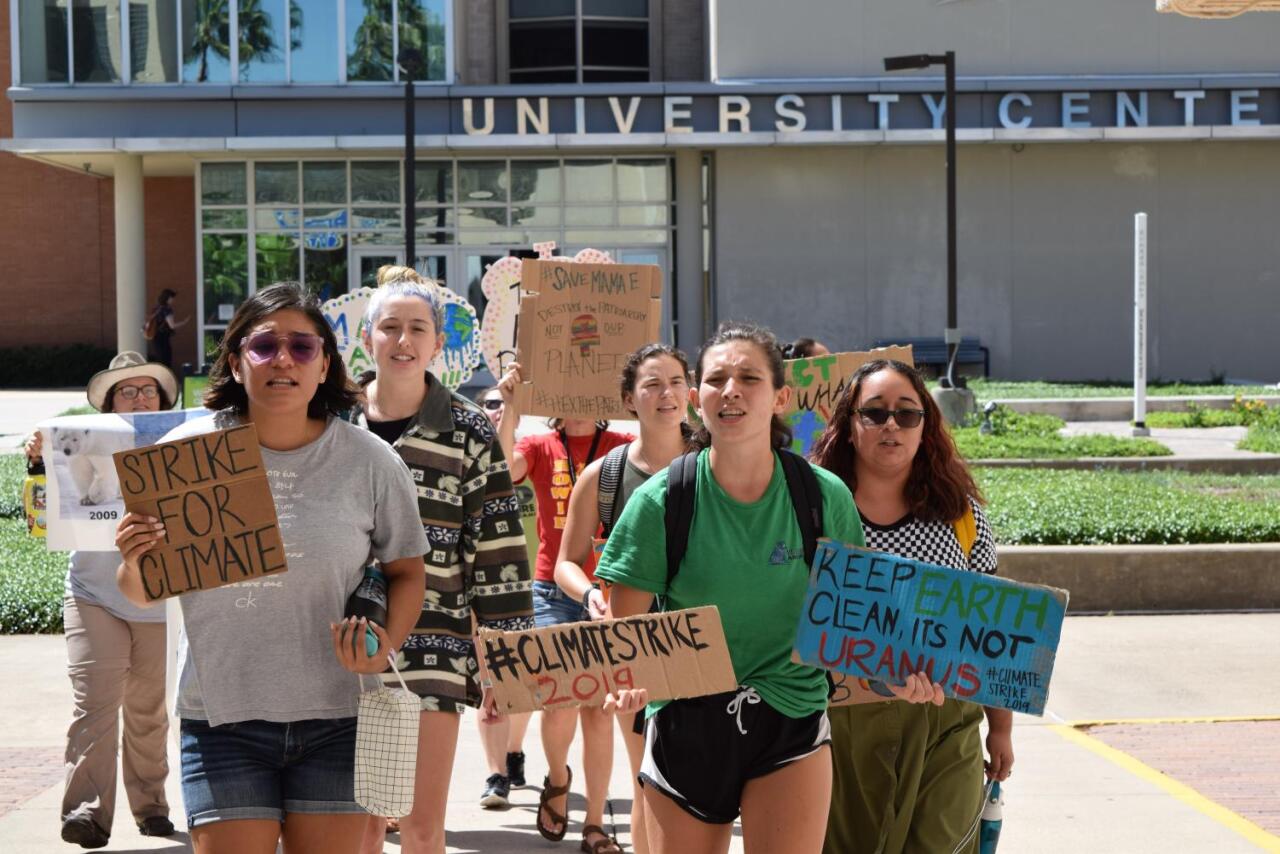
[4,0,1279,382]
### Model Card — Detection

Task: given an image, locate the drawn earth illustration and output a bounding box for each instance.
[477,244,615,378]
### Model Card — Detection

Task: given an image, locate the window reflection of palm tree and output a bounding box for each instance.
[348,0,444,81]
[187,0,302,82]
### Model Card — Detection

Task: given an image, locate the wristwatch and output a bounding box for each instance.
[581,583,601,612]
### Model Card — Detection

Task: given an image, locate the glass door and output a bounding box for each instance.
[351,248,404,291]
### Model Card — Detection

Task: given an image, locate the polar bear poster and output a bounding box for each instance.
[49,426,132,505]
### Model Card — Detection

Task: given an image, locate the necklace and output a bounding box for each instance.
[633,441,656,475]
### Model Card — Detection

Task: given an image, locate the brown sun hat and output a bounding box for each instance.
[85,351,180,413]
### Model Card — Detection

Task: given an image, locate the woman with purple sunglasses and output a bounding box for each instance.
[114,282,428,854]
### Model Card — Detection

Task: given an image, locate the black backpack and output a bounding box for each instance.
[663,449,824,586]
[596,443,632,538]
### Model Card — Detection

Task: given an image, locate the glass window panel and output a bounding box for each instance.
[256,233,301,286]
[202,233,248,325]
[617,158,667,201]
[201,162,247,205]
[290,0,338,82]
[203,208,248,228]
[512,206,559,227]
[458,207,508,229]
[352,231,402,245]
[413,227,455,245]
[564,205,612,227]
[302,228,346,252]
[583,0,646,15]
[255,208,301,230]
[582,20,646,68]
[456,229,524,245]
[345,0,392,81]
[238,0,286,82]
[415,205,455,227]
[582,68,647,82]
[510,0,572,16]
[413,255,447,285]
[397,0,445,81]
[525,230,561,245]
[303,207,348,228]
[19,0,70,83]
[181,0,231,82]
[203,330,224,361]
[352,207,401,230]
[565,160,612,203]
[128,0,178,81]
[72,0,122,82]
[458,161,507,203]
[511,160,560,204]
[351,162,399,203]
[618,205,667,226]
[510,69,574,83]
[255,162,299,203]
[303,161,347,203]
[414,161,452,203]
[566,228,665,245]
[510,21,572,71]
[304,244,347,302]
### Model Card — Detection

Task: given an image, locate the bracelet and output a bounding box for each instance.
[581,583,600,612]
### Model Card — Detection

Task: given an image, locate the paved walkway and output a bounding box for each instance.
[0,391,88,453]
[1,614,1278,853]
[1061,421,1262,458]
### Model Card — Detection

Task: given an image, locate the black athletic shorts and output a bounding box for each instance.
[638,686,831,824]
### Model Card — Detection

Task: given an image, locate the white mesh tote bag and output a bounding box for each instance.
[354,656,420,817]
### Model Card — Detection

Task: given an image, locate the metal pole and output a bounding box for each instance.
[404,74,416,268]
[943,50,960,388]
[1133,212,1149,436]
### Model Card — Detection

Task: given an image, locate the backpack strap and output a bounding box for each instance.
[663,451,700,587]
[777,449,824,567]
[952,501,977,561]
[596,443,631,538]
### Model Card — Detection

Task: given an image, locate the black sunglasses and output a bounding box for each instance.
[855,407,926,428]
[481,398,504,411]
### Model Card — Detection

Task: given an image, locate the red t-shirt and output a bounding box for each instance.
[516,428,633,582]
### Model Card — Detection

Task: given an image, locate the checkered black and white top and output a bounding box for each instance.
[860,497,998,575]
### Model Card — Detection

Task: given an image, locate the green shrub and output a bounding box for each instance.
[953,405,1171,459]
[0,454,66,633]
[957,379,1276,400]
[0,344,116,388]
[977,468,1280,545]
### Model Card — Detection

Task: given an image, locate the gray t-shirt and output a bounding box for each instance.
[161,412,428,726]
[67,550,166,623]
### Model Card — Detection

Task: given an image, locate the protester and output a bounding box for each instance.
[552,343,693,854]
[144,288,188,370]
[495,363,632,851]
[472,384,532,810]
[595,322,938,854]
[114,282,428,854]
[348,279,534,854]
[809,358,1014,854]
[24,352,178,849]
[781,337,830,360]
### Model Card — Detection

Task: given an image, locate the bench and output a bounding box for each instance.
[872,337,990,378]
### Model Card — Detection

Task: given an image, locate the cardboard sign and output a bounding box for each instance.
[39,409,211,551]
[784,347,914,456]
[514,259,663,421]
[112,424,288,602]
[321,284,482,389]
[793,540,1068,715]
[479,606,736,714]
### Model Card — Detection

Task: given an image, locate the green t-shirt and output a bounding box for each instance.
[595,449,865,719]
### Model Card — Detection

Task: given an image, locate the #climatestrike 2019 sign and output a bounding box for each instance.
[793,539,1068,715]
[112,424,288,601]
[479,606,735,714]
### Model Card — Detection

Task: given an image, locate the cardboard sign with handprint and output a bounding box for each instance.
[513,258,663,421]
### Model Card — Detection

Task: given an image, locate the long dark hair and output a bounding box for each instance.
[809,359,981,523]
[692,321,792,451]
[620,342,695,447]
[204,282,359,419]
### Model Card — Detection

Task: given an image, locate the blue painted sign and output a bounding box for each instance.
[793,539,1068,715]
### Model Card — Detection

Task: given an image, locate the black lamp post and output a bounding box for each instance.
[398,47,425,270]
[883,51,961,389]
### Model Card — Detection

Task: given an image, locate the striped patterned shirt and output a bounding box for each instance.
[351,373,534,710]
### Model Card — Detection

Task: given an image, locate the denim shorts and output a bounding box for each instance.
[533,580,589,628]
[180,717,362,826]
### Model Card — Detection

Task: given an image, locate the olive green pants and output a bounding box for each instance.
[824,698,984,854]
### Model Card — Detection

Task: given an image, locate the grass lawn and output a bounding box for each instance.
[977,468,1280,545]
[951,407,1171,459]
[0,454,65,633]
[1240,427,1280,454]
[948,379,1276,400]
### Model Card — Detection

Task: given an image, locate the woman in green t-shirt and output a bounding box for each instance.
[595,323,937,854]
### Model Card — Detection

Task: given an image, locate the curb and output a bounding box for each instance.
[999,543,1280,612]
[973,455,1280,474]
[998,394,1280,422]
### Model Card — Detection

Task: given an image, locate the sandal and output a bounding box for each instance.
[536,766,573,842]
[581,824,623,854]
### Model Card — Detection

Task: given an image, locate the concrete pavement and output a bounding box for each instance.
[1,614,1278,853]
[0,391,89,452]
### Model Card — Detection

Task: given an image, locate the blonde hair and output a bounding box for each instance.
[376,264,425,286]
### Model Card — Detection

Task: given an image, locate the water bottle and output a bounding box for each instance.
[344,566,388,658]
[979,780,1003,854]
[22,458,47,538]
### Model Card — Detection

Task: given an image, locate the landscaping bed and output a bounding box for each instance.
[951,407,1171,460]
[0,454,65,634]
[977,468,1280,546]
[949,379,1275,400]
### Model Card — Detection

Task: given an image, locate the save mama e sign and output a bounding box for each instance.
[794,540,1068,715]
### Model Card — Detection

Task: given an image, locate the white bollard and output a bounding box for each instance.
[1133,213,1150,437]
